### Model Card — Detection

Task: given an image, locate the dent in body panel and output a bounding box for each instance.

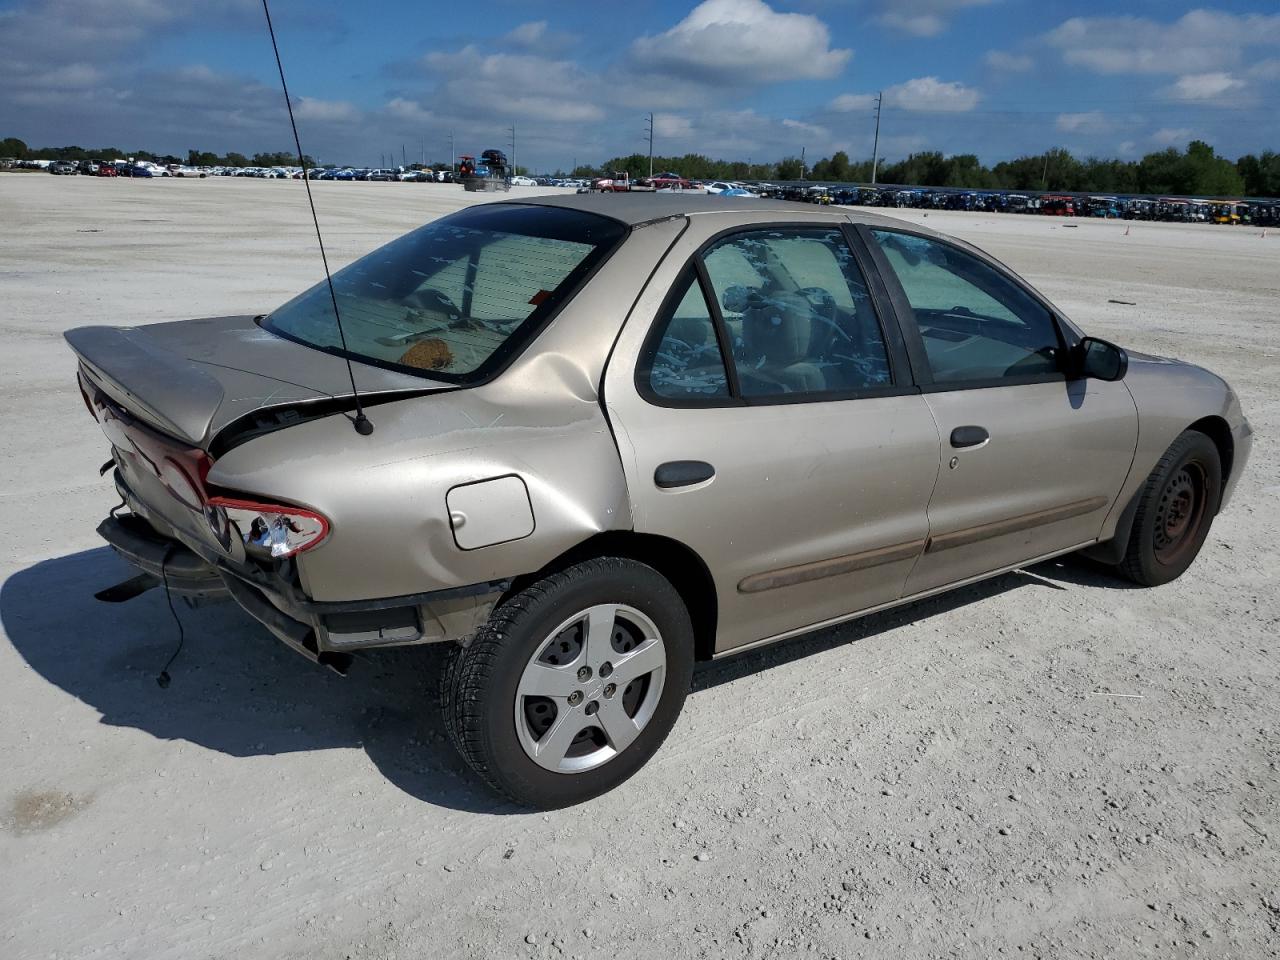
[202,221,695,603]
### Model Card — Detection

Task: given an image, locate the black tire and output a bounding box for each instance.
[1116,429,1222,586]
[440,557,694,808]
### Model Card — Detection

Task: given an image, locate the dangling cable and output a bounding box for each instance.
[260,0,373,435]
[155,547,185,688]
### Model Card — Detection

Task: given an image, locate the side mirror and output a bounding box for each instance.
[1077,336,1128,381]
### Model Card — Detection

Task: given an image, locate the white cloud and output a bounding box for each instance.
[827,93,876,112]
[984,50,1033,72]
[293,97,359,123]
[1117,140,1137,157]
[422,46,604,123]
[883,76,980,112]
[1163,72,1247,102]
[1046,10,1280,76]
[1151,128,1194,147]
[1055,111,1110,133]
[782,117,828,138]
[503,21,547,46]
[498,19,578,55]
[653,113,693,138]
[630,0,851,84]
[874,0,996,38]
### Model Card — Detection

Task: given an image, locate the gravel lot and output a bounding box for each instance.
[1,174,1277,960]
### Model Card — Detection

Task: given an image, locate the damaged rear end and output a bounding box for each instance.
[68,317,478,673]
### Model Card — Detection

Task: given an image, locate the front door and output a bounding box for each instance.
[604,224,941,653]
[862,227,1138,595]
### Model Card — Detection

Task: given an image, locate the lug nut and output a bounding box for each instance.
[585,701,599,716]
[603,683,617,699]
[577,665,592,682]
[599,662,613,678]
[567,691,584,706]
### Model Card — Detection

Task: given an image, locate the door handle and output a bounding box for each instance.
[654,460,715,489]
[950,425,989,448]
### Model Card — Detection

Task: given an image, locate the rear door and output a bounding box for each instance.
[604,221,941,654]
[861,226,1138,595]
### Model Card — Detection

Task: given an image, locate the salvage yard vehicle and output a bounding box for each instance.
[66,194,1252,808]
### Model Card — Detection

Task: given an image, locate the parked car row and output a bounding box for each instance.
[761,184,1280,226]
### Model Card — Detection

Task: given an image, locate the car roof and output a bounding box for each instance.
[500,192,926,232]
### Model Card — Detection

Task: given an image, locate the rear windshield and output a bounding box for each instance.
[264,204,626,382]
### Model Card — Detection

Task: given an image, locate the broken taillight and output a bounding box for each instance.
[205,496,330,559]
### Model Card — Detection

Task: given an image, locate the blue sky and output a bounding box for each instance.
[2,0,1278,170]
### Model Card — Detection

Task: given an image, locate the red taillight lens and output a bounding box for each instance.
[206,497,330,559]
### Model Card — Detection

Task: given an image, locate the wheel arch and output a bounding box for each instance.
[1084,417,1232,565]
[1186,415,1234,495]
[505,531,719,662]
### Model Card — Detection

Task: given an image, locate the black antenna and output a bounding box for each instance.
[260,0,373,435]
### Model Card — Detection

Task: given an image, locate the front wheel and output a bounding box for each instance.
[1116,429,1222,586]
[441,558,694,808]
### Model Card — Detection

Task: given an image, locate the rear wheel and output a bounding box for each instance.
[1116,430,1222,586]
[441,558,694,808]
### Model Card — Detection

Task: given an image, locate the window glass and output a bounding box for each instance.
[643,273,731,400]
[870,230,1061,383]
[265,205,624,382]
[701,230,891,397]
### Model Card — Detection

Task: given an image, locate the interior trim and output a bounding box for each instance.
[737,538,927,594]
[925,495,1110,553]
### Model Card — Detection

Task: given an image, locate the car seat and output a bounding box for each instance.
[740,291,827,393]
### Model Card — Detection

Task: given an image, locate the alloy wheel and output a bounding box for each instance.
[514,604,667,774]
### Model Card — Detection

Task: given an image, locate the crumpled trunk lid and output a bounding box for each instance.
[65,315,444,449]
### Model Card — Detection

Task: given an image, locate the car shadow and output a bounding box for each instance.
[692,560,1088,691]
[1,547,1123,813]
[0,547,516,815]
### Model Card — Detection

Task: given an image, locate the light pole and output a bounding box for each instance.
[508,123,516,176]
[645,112,654,178]
[871,91,882,185]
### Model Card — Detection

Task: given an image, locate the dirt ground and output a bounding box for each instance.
[1,175,1277,960]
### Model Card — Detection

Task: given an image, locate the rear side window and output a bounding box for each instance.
[640,273,730,400]
[870,230,1062,384]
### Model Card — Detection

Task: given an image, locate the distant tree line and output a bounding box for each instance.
[579,140,1280,198]
[0,138,314,169]
[6,134,1279,198]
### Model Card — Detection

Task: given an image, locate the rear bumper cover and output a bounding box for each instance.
[97,509,508,669]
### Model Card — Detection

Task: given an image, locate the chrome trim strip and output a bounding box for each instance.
[715,538,1099,658]
[925,496,1110,553]
[737,538,928,594]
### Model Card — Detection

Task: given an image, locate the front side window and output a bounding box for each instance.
[265,204,625,382]
[701,229,892,397]
[870,230,1062,384]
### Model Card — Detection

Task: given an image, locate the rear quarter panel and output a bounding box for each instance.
[205,217,688,603]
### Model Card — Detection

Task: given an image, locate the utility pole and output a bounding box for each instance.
[871,91,882,185]
[508,123,516,176]
[420,135,424,167]
[1041,152,1051,190]
[401,144,406,168]
[644,112,654,178]
[800,146,806,182]
[449,131,455,171]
